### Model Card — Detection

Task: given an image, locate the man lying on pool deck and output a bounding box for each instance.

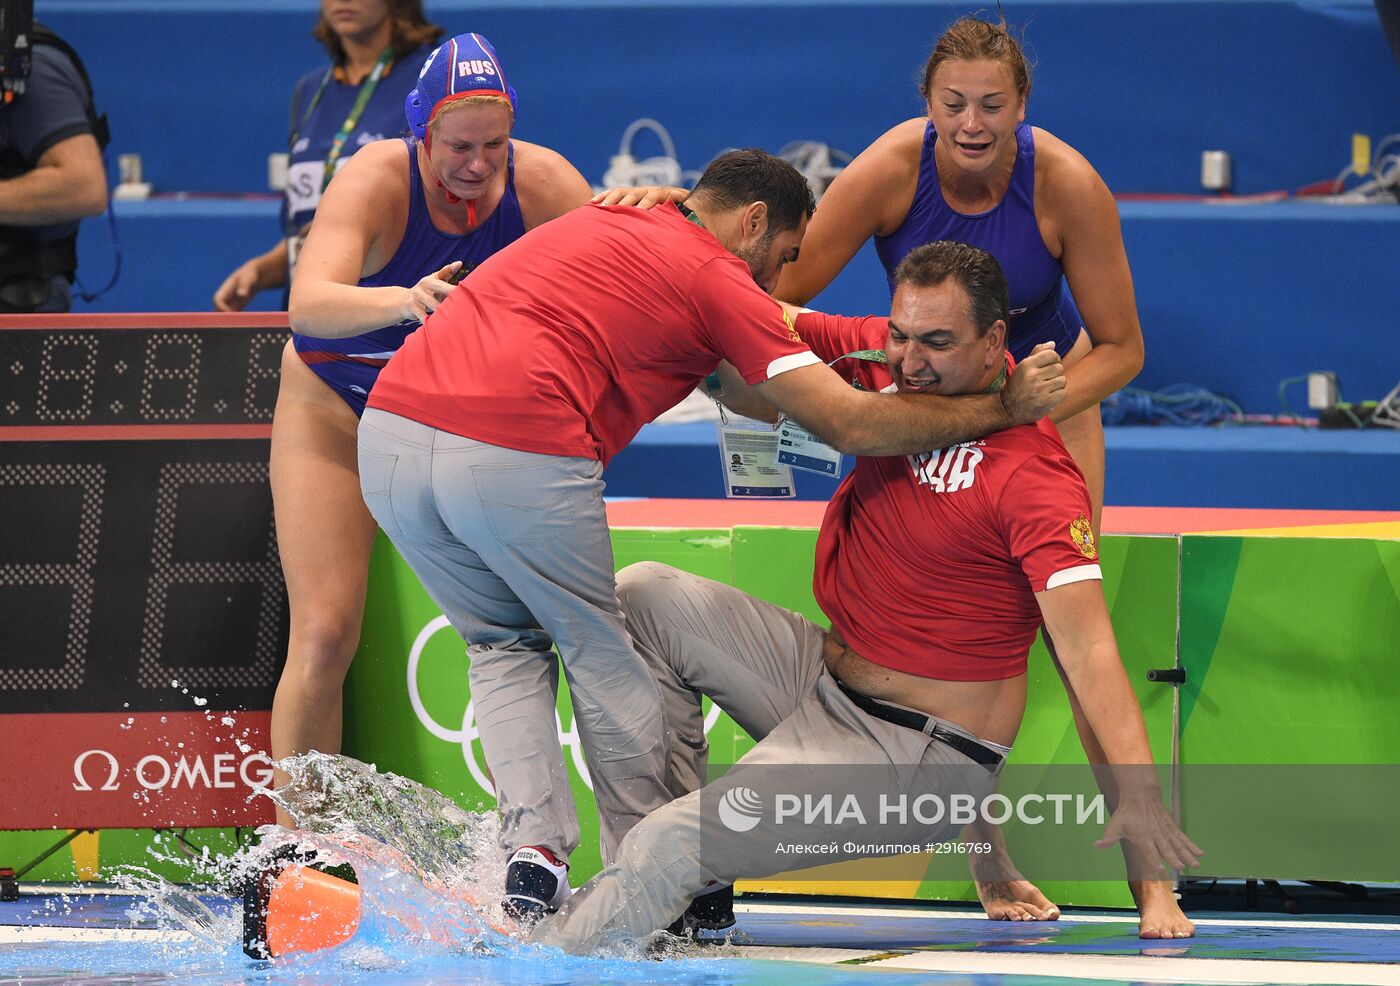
[531,240,1199,955]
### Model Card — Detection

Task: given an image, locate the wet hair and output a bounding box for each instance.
[918,14,1032,105]
[690,149,816,235]
[893,241,1009,337]
[314,0,444,66]
[428,94,515,138]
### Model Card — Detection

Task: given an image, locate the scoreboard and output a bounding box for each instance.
[0,314,290,829]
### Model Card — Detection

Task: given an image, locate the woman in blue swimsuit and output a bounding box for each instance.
[778,16,1143,542]
[266,32,594,826]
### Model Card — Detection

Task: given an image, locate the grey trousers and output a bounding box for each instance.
[357,410,669,863]
[532,562,1009,954]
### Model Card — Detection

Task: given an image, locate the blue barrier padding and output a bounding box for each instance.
[75,197,1399,421]
[1122,203,1400,414]
[798,202,1400,416]
[603,422,1400,509]
[36,1,1400,196]
[0,892,237,928]
[75,199,282,313]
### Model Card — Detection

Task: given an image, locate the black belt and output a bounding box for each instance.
[835,679,1006,769]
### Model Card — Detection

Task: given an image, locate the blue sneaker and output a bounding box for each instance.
[666,882,735,935]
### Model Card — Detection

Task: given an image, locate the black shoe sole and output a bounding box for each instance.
[686,884,735,931]
[502,895,548,923]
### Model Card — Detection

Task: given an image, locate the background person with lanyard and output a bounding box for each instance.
[214,0,441,311]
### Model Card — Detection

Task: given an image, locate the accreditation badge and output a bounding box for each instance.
[776,417,842,476]
[717,420,795,498]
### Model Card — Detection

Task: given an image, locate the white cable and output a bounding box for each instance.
[1321,152,1400,204]
[1370,132,1400,168]
[1332,163,1358,193]
[595,121,854,202]
[619,118,677,163]
[777,140,852,201]
[1374,154,1400,192]
[1320,133,1400,204]
[599,118,693,192]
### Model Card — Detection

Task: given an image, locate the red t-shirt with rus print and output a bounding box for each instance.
[369,202,821,465]
[795,310,1101,681]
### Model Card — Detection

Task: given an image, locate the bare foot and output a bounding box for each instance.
[1134,880,1194,938]
[975,878,1061,922]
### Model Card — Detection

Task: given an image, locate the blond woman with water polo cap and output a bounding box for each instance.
[264,32,593,842]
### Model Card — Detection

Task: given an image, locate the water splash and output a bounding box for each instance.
[262,752,500,892]
[12,754,928,983]
[256,753,517,939]
[120,870,232,950]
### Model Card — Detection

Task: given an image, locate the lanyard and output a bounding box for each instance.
[291,47,394,195]
[984,361,1008,393]
[828,349,887,391]
[831,348,887,366]
[677,202,705,228]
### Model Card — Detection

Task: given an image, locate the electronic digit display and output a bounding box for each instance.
[1,318,283,426]
[0,315,294,828]
[0,440,287,713]
[0,316,289,829]
[0,315,290,716]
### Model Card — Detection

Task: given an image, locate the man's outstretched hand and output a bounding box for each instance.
[1001,342,1066,424]
[1096,793,1202,877]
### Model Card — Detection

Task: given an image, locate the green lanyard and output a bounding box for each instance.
[983,361,1008,393]
[833,348,887,365]
[677,202,705,228]
[292,47,394,195]
[829,349,887,391]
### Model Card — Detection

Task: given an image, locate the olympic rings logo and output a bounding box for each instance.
[407,616,722,797]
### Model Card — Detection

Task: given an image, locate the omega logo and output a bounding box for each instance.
[72,748,274,792]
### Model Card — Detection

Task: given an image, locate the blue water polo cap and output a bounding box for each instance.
[405,33,518,140]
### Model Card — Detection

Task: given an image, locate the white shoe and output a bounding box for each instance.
[504,845,571,921]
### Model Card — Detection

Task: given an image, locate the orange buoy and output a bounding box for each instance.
[243,850,362,960]
[242,849,509,961]
[264,865,361,956]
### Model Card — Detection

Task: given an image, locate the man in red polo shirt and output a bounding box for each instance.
[533,241,1196,952]
[358,153,1066,920]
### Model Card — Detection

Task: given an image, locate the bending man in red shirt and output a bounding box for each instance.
[531,240,1197,953]
[359,152,1066,920]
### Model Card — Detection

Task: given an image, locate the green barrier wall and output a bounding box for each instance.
[0,828,247,884]
[1180,536,1400,764]
[9,529,1395,899]
[341,528,1177,909]
[1178,535,1400,882]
